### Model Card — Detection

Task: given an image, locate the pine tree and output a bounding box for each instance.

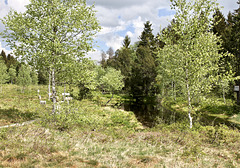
[231,0,240,104]
[130,21,157,99]
[116,36,134,91]
[100,50,107,67]
[107,47,114,59]
[138,21,155,48]
[122,35,131,49]
[212,9,227,37]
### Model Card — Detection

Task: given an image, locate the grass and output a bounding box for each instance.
[0,84,240,167]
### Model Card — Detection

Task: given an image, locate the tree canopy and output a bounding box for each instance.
[157,0,234,128]
[1,0,101,113]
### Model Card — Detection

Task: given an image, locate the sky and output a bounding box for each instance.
[0,0,238,61]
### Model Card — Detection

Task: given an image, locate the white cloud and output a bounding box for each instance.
[0,41,12,55]
[8,0,29,13]
[90,0,174,54]
[92,0,237,51]
[217,0,238,17]
[126,31,133,38]
[0,0,238,63]
[86,49,102,63]
[105,35,125,51]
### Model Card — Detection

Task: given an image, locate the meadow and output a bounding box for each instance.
[0,84,240,168]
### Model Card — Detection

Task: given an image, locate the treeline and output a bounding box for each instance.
[100,21,160,100]
[0,50,38,88]
[100,1,240,103]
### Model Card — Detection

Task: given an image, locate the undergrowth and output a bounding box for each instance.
[0,85,240,167]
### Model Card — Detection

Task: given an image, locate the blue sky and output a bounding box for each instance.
[0,0,238,61]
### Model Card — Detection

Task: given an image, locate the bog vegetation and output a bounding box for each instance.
[0,0,240,167]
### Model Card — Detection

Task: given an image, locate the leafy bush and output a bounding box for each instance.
[39,100,142,132]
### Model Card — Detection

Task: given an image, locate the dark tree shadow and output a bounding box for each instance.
[0,108,37,124]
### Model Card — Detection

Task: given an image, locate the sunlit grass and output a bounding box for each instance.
[0,84,240,167]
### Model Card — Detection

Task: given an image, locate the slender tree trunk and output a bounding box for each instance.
[63,83,66,101]
[172,81,176,101]
[222,87,226,104]
[105,93,114,106]
[51,69,57,114]
[237,79,240,105]
[48,72,52,100]
[186,68,193,129]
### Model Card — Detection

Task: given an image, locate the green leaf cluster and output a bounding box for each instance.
[99,67,124,94]
[0,59,9,91]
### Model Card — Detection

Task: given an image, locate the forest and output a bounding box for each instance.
[0,0,240,167]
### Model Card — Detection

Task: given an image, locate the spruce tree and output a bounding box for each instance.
[130,21,157,99]
[116,36,134,92]
[228,0,240,104]
[0,50,7,64]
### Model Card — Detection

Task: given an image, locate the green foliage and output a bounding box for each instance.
[157,0,234,128]
[30,70,38,85]
[130,21,157,98]
[1,0,100,70]
[1,0,101,112]
[122,35,131,48]
[0,50,19,69]
[131,45,157,97]
[8,66,16,84]
[0,84,240,167]
[0,59,9,91]
[17,64,32,92]
[40,100,141,131]
[99,67,124,94]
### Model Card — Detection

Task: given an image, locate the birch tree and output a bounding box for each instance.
[1,0,100,113]
[99,67,124,105]
[157,0,233,128]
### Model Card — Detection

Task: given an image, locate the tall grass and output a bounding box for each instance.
[0,84,240,167]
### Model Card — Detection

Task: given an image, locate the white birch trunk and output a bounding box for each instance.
[51,69,57,114]
[223,87,226,104]
[186,68,193,129]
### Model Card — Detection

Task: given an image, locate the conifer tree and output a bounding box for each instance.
[107,47,114,59]
[116,36,134,92]
[231,0,240,104]
[100,50,107,68]
[122,35,131,49]
[0,50,7,64]
[130,21,157,99]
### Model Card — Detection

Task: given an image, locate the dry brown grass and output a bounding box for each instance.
[0,85,240,168]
